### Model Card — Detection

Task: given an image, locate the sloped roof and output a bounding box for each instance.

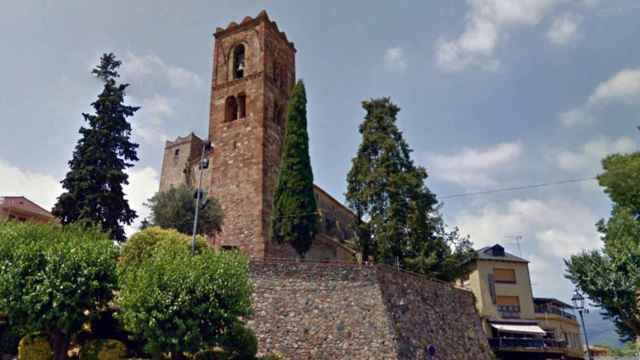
[0,196,55,219]
[475,244,529,263]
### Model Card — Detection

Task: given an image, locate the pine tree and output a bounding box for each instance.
[53,53,139,242]
[271,80,318,258]
[346,97,473,279]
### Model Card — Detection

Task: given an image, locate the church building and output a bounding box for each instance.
[158,11,357,261]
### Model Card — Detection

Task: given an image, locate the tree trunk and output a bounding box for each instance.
[50,331,69,360]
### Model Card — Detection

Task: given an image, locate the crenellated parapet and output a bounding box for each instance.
[214,10,296,52]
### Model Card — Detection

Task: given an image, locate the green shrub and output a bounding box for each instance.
[193,349,231,360]
[221,322,257,360]
[79,339,126,360]
[117,242,252,359]
[119,227,208,271]
[18,334,53,360]
[0,222,118,360]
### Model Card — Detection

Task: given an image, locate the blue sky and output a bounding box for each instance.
[1,0,639,343]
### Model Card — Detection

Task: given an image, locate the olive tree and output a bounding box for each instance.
[0,222,118,360]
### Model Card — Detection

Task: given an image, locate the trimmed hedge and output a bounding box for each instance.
[18,334,53,360]
[79,339,126,360]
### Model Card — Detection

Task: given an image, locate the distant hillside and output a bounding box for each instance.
[583,310,623,348]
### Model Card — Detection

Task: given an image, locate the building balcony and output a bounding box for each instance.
[489,337,567,351]
[535,304,577,321]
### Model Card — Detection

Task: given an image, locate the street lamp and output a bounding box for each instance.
[191,140,212,254]
[572,290,593,360]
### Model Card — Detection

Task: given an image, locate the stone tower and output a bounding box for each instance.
[207,11,296,257]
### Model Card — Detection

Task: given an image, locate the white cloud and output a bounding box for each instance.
[556,136,636,172]
[426,141,523,187]
[453,196,602,299]
[383,47,408,72]
[435,0,561,71]
[560,67,640,127]
[547,13,581,45]
[588,68,640,106]
[455,197,600,257]
[0,159,62,211]
[124,166,160,236]
[131,95,175,143]
[121,52,202,89]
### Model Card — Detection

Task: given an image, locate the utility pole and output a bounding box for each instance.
[191,141,212,254]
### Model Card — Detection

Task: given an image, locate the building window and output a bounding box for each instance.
[232,44,245,79]
[496,296,521,318]
[237,93,246,118]
[174,148,180,157]
[493,268,517,284]
[225,96,238,122]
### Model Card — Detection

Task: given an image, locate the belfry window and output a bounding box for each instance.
[238,93,246,118]
[232,44,245,79]
[225,96,238,122]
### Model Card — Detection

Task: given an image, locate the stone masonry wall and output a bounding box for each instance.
[249,260,493,360]
[377,266,494,360]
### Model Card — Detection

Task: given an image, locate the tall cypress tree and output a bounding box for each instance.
[346,97,473,279]
[271,80,318,258]
[53,53,139,242]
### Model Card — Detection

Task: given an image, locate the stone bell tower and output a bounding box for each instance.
[207,11,296,257]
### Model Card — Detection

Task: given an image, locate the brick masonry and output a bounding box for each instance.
[249,260,493,360]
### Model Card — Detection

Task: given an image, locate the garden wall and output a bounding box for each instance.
[249,260,493,360]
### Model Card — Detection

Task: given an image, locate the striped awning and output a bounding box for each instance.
[491,323,547,336]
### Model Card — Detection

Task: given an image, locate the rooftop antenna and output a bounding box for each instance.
[504,235,523,258]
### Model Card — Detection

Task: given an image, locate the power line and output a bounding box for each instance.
[440,176,597,200]
[271,177,598,219]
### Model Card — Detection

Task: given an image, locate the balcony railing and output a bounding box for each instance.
[489,337,567,350]
[497,305,521,319]
[534,304,577,320]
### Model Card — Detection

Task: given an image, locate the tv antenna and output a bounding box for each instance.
[504,235,523,257]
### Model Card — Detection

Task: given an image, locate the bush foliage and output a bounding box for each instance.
[18,334,54,360]
[0,222,118,360]
[79,339,127,360]
[117,234,253,358]
[119,226,207,272]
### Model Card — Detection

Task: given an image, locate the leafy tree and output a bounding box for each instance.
[271,80,318,257]
[144,184,224,236]
[117,237,253,359]
[566,151,640,343]
[119,226,208,272]
[0,222,118,360]
[346,97,472,280]
[53,53,139,242]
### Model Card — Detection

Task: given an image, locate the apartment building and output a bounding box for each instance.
[459,244,584,360]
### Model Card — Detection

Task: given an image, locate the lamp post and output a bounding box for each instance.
[572,290,592,360]
[191,141,212,254]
